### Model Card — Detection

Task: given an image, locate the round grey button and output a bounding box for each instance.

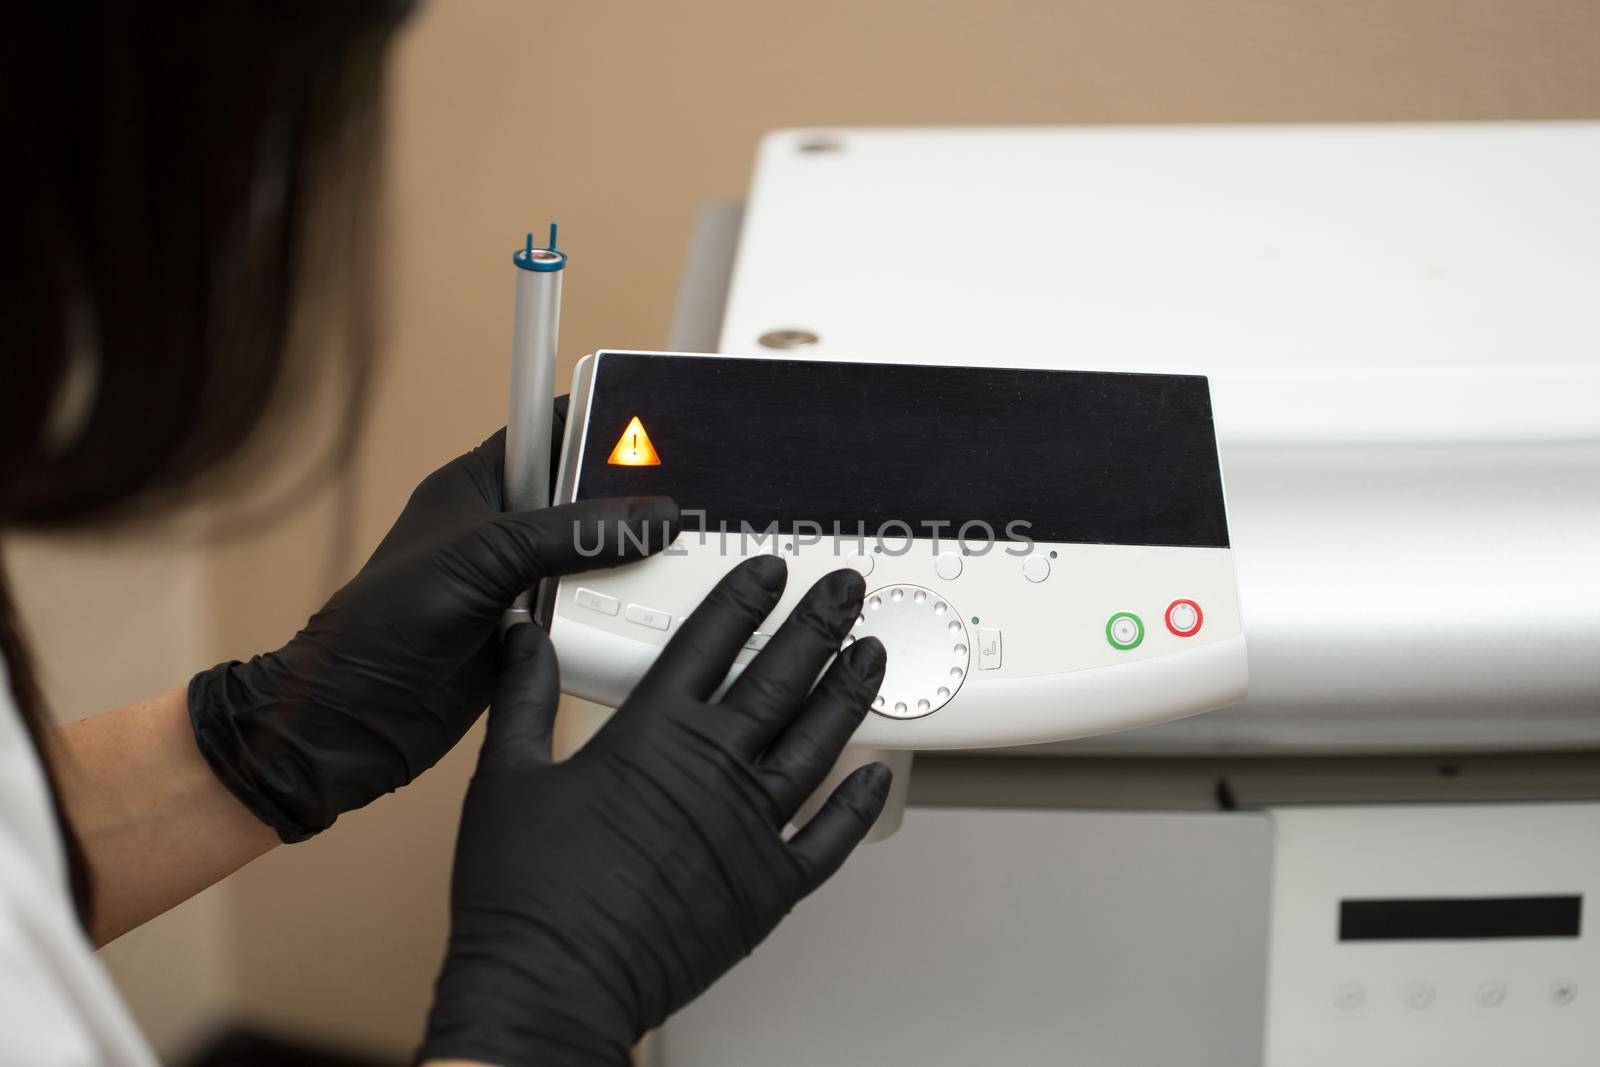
[1022,555,1050,583]
[1332,982,1365,1011]
[845,552,874,578]
[1476,980,1507,1008]
[1549,978,1578,1006]
[935,552,963,581]
[1403,981,1436,1010]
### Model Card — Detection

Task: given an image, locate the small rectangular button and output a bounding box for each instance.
[573,587,620,616]
[743,632,771,651]
[976,627,1002,670]
[625,603,672,631]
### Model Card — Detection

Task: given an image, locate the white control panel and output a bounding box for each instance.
[1264,804,1598,1067]
[546,350,1247,749]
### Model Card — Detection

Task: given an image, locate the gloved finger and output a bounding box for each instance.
[460,496,680,608]
[365,436,511,567]
[720,569,865,755]
[755,637,885,818]
[478,623,561,772]
[787,761,893,892]
[470,397,568,501]
[396,432,505,517]
[401,400,574,516]
[631,555,787,704]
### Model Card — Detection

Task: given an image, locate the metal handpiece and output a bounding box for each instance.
[502,224,567,631]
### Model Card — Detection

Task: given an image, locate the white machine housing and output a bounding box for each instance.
[1264,804,1597,1067]
[652,122,1600,1067]
[548,349,1247,749]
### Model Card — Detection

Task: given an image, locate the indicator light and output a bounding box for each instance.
[606,416,661,466]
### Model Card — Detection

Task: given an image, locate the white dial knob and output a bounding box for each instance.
[847,584,970,720]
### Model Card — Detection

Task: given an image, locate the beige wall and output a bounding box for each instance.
[8,0,1600,1060]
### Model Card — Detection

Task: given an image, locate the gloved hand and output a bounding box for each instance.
[188,425,677,841]
[419,556,891,1067]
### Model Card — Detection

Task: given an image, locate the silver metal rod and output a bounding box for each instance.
[502,225,566,632]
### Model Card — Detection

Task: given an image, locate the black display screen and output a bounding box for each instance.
[1339,896,1583,941]
[575,353,1228,548]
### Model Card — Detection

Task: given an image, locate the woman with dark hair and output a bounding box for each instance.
[1,5,890,1065]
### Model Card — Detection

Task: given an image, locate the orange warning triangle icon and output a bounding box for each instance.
[606,416,661,466]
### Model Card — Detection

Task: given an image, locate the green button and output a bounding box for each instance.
[1106,611,1144,650]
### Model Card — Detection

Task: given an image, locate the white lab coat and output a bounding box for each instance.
[0,659,156,1066]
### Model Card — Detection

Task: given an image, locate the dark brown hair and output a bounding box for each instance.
[0,1,414,928]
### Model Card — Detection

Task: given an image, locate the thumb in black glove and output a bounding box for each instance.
[188,427,678,841]
[420,556,891,1066]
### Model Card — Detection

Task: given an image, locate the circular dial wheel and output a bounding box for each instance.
[847,584,970,720]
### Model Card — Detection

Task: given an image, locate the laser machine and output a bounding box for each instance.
[653,124,1600,1067]
[505,123,1600,1066]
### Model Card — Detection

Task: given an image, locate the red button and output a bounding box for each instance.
[1165,599,1202,637]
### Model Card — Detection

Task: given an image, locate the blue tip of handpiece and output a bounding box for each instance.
[513,221,566,272]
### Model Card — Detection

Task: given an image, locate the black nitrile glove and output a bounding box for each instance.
[419,557,891,1067]
[188,425,678,841]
